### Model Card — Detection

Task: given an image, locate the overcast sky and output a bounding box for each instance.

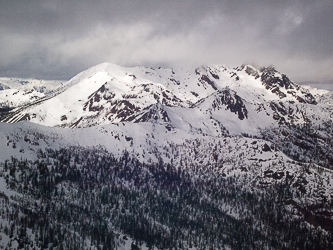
[0,0,332,88]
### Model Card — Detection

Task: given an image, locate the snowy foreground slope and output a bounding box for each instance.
[0,63,332,249]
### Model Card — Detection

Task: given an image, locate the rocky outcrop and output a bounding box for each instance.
[211,89,248,120]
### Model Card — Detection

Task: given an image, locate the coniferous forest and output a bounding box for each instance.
[0,146,332,249]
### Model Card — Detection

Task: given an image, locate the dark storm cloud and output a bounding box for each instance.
[0,0,332,88]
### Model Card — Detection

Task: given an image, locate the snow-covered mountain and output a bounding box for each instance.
[0,77,64,109]
[0,77,63,93]
[1,63,328,132]
[0,63,332,249]
[1,62,332,166]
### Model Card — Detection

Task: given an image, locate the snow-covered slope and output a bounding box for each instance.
[302,84,330,96]
[0,88,45,108]
[0,77,64,112]
[317,90,333,106]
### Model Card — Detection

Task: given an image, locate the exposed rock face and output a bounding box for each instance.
[260,66,317,104]
[200,74,218,90]
[211,89,248,120]
[261,66,293,90]
[130,103,171,123]
[237,64,260,79]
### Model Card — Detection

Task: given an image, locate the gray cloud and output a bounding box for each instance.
[0,0,332,89]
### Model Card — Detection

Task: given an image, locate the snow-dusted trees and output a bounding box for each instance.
[1,147,332,249]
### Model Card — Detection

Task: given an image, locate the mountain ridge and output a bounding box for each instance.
[1,62,332,167]
[0,63,324,130]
